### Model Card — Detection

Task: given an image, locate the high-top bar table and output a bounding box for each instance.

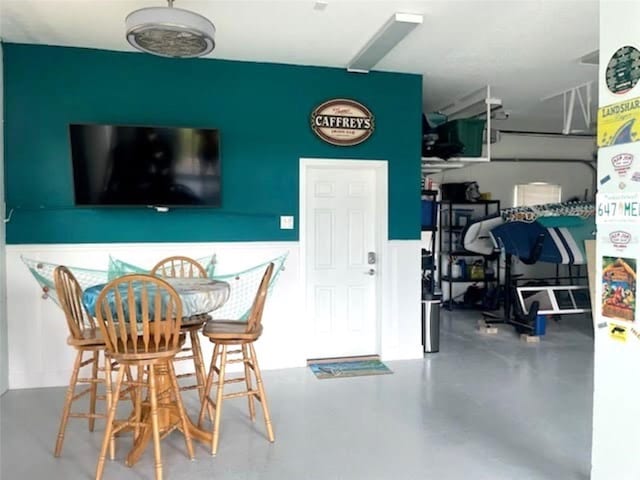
[83,276,230,466]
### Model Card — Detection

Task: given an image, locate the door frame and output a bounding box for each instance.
[299,157,389,359]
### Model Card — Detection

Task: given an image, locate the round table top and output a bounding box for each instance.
[83,277,230,318]
[163,277,230,317]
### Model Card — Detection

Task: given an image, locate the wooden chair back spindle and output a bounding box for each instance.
[151,255,212,420]
[245,263,274,334]
[151,256,207,279]
[95,274,183,359]
[54,266,96,340]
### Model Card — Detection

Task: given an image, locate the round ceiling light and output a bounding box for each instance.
[126,0,215,58]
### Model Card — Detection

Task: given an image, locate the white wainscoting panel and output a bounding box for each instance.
[380,240,423,360]
[6,242,302,389]
[6,240,422,389]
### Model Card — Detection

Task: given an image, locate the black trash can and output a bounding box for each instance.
[422,293,441,353]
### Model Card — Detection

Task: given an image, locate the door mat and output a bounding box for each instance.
[308,359,393,379]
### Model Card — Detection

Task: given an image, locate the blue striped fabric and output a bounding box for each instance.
[490,218,595,265]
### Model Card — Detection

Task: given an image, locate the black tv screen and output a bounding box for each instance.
[69,124,221,207]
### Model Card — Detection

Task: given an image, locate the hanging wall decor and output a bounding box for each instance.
[597,96,640,146]
[602,256,636,322]
[606,45,640,95]
[310,98,375,146]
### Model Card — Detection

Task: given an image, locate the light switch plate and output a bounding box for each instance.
[280,215,294,230]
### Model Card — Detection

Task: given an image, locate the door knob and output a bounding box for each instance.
[365,268,376,276]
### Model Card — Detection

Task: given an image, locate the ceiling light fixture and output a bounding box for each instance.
[126,0,216,58]
[347,12,423,73]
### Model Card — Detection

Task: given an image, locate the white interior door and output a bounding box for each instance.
[302,159,386,359]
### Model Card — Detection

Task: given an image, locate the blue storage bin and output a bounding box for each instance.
[421,200,436,227]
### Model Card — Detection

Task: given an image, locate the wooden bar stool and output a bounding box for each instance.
[198,263,275,455]
[151,256,210,414]
[94,274,194,480]
[52,266,109,457]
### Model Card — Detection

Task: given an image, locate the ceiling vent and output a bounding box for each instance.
[125,0,215,58]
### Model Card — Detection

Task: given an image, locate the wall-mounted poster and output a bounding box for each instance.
[597,144,640,193]
[606,45,640,95]
[597,97,640,147]
[602,256,637,322]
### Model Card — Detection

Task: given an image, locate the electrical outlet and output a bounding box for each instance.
[280,216,294,230]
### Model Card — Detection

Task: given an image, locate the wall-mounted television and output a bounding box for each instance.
[69,124,221,207]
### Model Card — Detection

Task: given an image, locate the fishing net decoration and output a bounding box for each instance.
[21,252,288,321]
[107,256,217,280]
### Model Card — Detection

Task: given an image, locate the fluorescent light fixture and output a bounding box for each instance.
[347,13,422,73]
[437,86,502,120]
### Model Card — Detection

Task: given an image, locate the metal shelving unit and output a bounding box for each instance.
[421,189,438,297]
[438,199,500,310]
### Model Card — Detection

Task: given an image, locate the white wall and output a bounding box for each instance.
[0,42,8,396]
[486,132,597,161]
[5,240,422,389]
[429,160,594,207]
[429,159,594,284]
[591,2,640,478]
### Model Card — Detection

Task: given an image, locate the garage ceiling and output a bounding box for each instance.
[0,0,599,133]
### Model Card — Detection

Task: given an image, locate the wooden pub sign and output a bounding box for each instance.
[310,98,375,146]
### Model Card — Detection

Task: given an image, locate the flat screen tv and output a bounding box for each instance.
[69,124,221,207]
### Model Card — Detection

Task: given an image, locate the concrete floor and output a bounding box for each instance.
[0,310,594,480]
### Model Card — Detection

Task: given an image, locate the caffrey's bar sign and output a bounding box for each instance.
[311,99,375,146]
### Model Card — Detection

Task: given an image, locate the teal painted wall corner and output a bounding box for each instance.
[3,44,422,243]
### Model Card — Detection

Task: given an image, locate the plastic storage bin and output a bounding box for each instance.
[436,119,486,157]
[421,200,436,227]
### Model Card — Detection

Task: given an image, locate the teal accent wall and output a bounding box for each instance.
[0,42,7,395]
[3,44,422,244]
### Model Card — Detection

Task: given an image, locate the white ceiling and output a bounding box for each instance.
[0,0,599,133]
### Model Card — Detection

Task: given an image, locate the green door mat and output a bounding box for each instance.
[308,359,393,379]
